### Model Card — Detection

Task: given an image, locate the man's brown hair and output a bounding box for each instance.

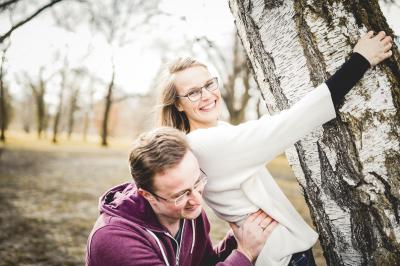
[129,127,190,192]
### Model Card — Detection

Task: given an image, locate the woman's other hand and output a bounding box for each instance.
[230,210,278,262]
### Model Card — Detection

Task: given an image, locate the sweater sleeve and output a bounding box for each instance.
[326,52,371,108]
[188,83,335,187]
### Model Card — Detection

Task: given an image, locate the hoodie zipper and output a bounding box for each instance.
[164,220,185,266]
[145,229,170,266]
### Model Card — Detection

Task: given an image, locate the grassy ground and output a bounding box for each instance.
[0,132,325,265]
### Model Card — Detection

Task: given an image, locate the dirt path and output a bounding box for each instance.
[0,145,129,265]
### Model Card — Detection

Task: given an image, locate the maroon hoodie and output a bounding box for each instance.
[86,182,251,266]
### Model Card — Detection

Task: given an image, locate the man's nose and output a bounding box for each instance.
[188,190,202,204]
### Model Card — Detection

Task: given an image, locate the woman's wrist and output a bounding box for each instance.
[325,52,371,107]
[350,52,371,69]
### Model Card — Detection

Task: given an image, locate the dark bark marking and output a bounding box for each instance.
[263,0,283,9]
[385,149,400,200]
[294,141,345,266]
[317,141,378,265]
[293,1,329,87]
[322,119,363,186]
[234,0,289,109]
[320,119,400,263]
[369,171,400,223]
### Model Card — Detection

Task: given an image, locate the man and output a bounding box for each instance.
[86,127,277,266]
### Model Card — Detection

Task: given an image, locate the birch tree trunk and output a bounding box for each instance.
[229,0,400,265]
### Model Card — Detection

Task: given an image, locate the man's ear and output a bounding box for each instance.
[138,188,155,203]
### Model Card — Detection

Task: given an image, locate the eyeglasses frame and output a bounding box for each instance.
[175,77,219,102]
[148,169,208,206]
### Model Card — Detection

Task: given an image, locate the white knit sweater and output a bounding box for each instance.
[187,83,336,266]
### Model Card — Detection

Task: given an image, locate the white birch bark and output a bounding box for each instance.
[229,0,400,264]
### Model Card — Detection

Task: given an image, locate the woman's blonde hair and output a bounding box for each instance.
[156,57,208,133]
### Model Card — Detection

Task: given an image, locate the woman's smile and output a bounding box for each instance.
[199,100,217,112]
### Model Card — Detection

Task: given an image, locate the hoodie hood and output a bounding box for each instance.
[99,182,166,232]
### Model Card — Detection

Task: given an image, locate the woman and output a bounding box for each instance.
[157,31,392,266]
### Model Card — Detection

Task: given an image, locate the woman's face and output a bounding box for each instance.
[174,66,222,131]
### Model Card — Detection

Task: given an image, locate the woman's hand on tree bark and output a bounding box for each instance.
[353,31,393,67]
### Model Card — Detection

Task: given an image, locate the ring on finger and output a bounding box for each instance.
[261,225,267,230]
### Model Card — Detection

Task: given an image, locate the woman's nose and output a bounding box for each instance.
[200,88,214,101]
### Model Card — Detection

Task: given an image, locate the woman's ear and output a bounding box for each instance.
[175,101,184,112]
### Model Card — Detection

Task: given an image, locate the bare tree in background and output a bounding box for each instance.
[0,41,12,142]
[18,92,33,133]
[82,84,94,142]
[19,68,51,138]
[82,0,160,146]
[230,0,400,264]
[80,72,102,142]
[51,55,67,144]
[66,87,79,139]
[66,68,86,139]
[1,0,86,141]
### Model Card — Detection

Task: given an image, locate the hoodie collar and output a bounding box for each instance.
[99,182,169,232]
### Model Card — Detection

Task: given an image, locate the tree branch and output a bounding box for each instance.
[0,0,64,43]
[195,36,230,72]
[0,0,20,11]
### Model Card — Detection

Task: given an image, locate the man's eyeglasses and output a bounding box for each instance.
[176,77,219,102]
[150,170,208,206]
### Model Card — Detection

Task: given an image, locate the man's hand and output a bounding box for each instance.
[353,31,393,67]
[230,210,278,262]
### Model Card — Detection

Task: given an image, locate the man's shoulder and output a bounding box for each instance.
[87,215,162,266]
[90,213,149,243]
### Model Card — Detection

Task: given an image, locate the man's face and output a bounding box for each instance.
[150,150,204,222]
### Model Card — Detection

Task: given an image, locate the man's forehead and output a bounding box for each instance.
[152,152,200,195]
[153,170,200,195]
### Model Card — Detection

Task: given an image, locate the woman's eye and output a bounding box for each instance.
[189,90,201,97]
[207,82,216,90]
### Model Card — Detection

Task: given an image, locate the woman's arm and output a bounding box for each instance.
[189,31,393,182]
[189,83,335,179]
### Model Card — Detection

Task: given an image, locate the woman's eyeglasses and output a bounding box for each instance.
[176,77,219,102]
